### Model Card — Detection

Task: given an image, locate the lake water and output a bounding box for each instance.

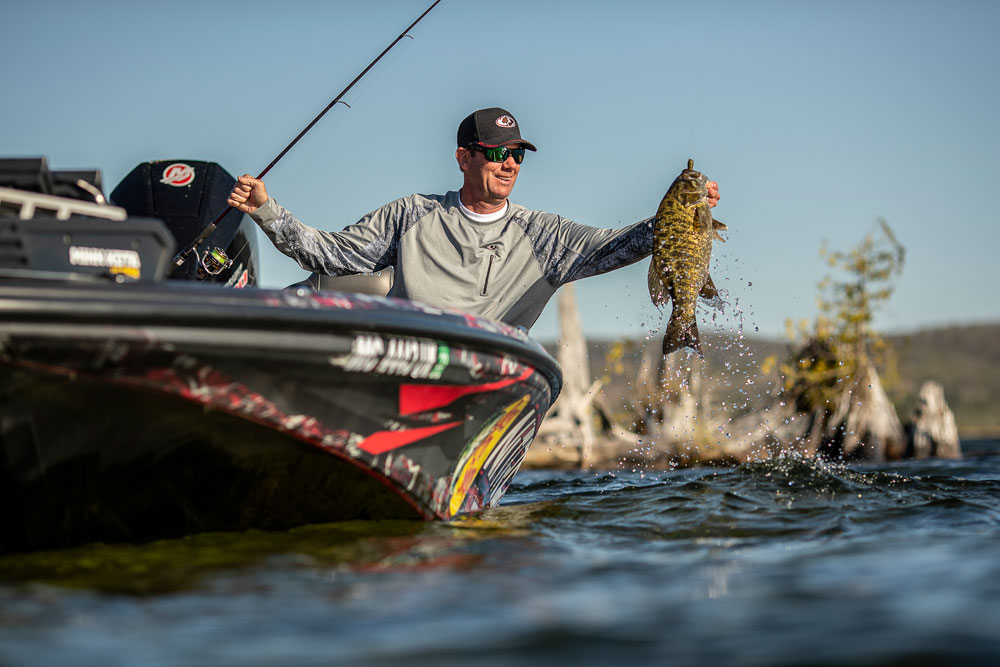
[1,442,998,666]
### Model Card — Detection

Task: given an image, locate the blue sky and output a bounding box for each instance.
[4,0,998,342]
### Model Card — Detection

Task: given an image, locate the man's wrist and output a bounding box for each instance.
[248,197,280,225]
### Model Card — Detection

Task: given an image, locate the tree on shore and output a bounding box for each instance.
[770,219,907,459]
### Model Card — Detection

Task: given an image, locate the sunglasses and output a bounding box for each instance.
[471,144,526,164]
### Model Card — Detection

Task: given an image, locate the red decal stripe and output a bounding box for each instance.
[398,368,533,416]
[357,421,462,455]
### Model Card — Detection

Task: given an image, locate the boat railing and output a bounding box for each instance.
[0,185,127,222]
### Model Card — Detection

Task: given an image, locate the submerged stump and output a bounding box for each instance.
[905,381,961,459]
[819,359,905,461]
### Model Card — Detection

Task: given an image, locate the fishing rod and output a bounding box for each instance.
[172,0,442,270]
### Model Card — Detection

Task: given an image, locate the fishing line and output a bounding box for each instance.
[686,73,705,163]
[307,30,417,162]
[172,0,443,269]
[290,15,427,212]
[303,0,447,167]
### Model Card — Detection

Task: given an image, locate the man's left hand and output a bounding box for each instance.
[707,181,720,208]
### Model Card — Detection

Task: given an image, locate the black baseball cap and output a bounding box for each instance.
[457,107,537,151]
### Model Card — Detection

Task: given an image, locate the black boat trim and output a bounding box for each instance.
[0,281,562,401]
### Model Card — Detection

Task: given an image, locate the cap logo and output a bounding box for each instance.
[160,163,195,187]
[495,115,516,128]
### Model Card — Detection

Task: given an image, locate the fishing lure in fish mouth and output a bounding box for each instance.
[647,158,727,357]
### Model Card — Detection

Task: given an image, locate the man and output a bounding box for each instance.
[228,107,720,329]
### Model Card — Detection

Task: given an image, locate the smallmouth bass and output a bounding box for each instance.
[647,159,726,356]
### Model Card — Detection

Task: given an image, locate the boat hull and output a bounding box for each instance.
[0,282,561,551]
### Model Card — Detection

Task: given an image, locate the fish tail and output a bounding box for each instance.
[662,312,702,357]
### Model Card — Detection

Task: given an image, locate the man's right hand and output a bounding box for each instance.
[227,174,269,214]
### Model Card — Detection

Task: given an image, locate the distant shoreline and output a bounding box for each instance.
[542,322,1000,443]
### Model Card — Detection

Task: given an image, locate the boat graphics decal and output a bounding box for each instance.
[139,363,369,452]
[125,359,440,517]
[357,420,463,455]
[483,409,539,507]
[447,394,530,517]
[399,367,533,416]
[0,285,560,536]
[127,343,549,519]
[2,332,550,520]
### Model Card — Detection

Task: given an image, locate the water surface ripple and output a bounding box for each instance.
[1,448,999,666]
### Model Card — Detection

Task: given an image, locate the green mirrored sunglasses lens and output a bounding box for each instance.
[482,146,525,164]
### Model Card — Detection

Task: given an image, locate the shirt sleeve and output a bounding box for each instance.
[249,197,401,276]
[512,211,655,287]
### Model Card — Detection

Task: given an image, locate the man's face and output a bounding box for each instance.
[457,145,522,208]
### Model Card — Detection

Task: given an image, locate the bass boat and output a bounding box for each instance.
[0,158,561,552]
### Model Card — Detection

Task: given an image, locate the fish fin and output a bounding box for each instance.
[647,260,669,306]
[699,274,719,299]
[662,312,702,357]
[712,218,727,242]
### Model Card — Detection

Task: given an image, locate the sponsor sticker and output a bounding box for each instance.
[429,344,450,380]
[69,246,141,279]
[334,334,444,380]
[224,264,250,288]
[160,163,195,187]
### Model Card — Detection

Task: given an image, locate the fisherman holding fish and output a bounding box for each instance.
[228,107,720,337]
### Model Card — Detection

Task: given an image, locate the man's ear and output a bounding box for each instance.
[455,147,470,172]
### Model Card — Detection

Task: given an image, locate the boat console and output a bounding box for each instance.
[0,158,174,283]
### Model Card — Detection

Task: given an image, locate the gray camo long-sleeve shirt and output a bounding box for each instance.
[250,191,653,330]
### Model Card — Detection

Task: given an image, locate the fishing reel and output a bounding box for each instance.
[197,247,233,279]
